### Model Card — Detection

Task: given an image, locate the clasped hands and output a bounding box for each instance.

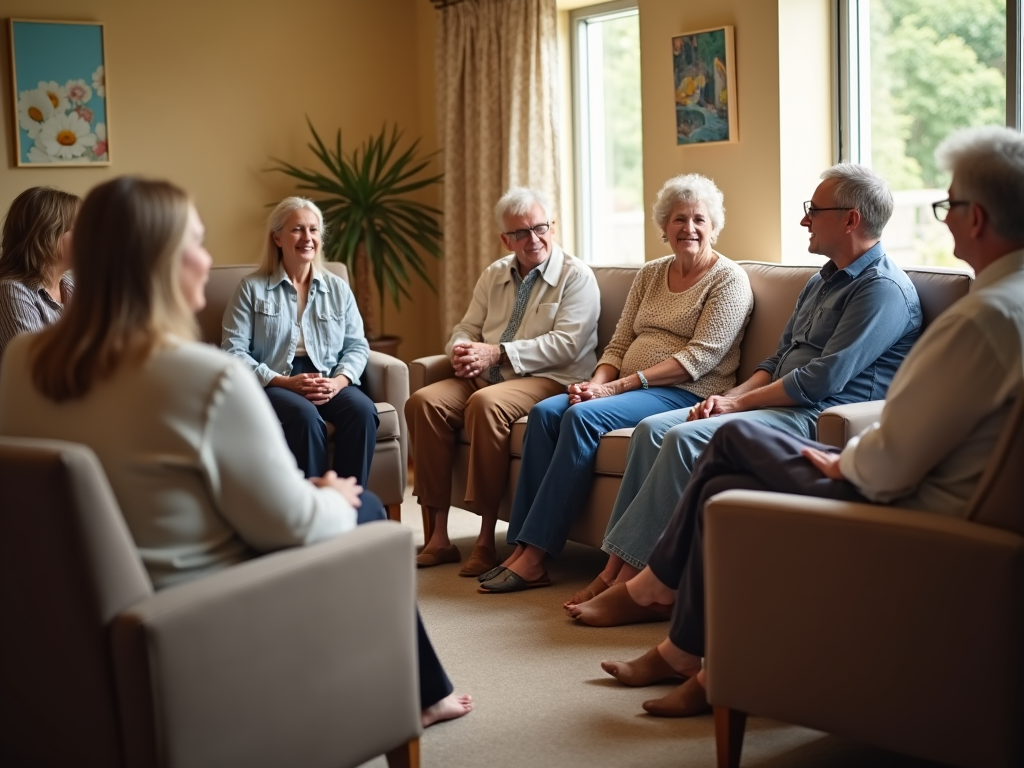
[452,342,500,379]
[310,470,364,507]
[282,372,349,405]
[567,380,616,405]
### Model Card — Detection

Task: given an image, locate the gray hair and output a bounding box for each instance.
[494,187,553,229]
[819,164,893,239]
[256,196,327,275]
[651,174,725,244]
[935,126,1024,243]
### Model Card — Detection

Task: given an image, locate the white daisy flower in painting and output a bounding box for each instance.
[93,123,108,160]
[17,88,54,139]
[65,78,93,104]
[37,81,70,113]
[92,65,105,98]
[37,112,97,160]
[27,143,54,163]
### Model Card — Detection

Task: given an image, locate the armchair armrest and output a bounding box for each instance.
[410,354,455,393]
[816,400,885,447]
[111,523,420,768]
[364,350,410,472]
[704,490,1024,766]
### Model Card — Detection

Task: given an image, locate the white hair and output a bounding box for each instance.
[494,187,553,229]
[651,174,725,244]
[935,126,1024,243]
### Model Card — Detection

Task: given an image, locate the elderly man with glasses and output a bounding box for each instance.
[568,162,925,624]
[406,187,600,577]
[597,126,1024,718]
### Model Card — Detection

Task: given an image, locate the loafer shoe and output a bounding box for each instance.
[416,544,461,568]
[459,545,499,577]
[478,569,552,593]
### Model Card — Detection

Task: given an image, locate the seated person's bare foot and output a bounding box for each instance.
[422,692,473,727]
[642,676,710,717]
[600,646,687,687]
[565,583,673,626]
[563,574,612,609]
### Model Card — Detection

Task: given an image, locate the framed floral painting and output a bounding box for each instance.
[8,19,109,166]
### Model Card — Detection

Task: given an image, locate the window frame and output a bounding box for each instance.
[569,0,641,263]
[834,0,1023,165]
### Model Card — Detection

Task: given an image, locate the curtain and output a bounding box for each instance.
[435,0,561,334]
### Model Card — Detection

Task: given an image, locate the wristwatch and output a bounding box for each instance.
[636,370,649,389]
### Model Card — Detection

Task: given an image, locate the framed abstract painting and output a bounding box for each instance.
[671,25,737,146]
[8,19,110,166]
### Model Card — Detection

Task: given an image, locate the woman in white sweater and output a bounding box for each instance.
[0,176,470,728]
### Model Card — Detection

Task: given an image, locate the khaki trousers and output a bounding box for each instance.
[405,376,565,516]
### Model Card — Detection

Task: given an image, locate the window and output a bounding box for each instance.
[571,1,644,264]
[837,0,1022,267]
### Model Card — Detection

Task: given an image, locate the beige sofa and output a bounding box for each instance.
[409,260,973,547]
[196,264,410,520]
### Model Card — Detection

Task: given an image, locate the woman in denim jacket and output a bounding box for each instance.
[222,197,377,484]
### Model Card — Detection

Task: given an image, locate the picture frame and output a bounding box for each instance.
[671,25,737,146]
[8,19,109,166]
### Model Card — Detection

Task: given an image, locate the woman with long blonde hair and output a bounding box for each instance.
[0,176,471,728]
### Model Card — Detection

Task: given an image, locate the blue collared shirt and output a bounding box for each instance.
[756,243,923,408]
[221,264,369,387]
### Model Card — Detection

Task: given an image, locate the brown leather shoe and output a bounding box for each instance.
[458,545,498,577]
[415,544,461,568]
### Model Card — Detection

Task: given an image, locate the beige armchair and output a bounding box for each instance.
[703,388,1024,768]
[196,263,409,519]
[0,436,421,768]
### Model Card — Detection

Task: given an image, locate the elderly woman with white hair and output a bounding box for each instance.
[222,197,377,483]
[478,173,753,593]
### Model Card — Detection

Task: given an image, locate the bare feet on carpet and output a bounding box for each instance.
[563,574,611,608]
[600,646,688,687]
[422,692,474,727]
[642,675,710,717]
[565,583,673,626]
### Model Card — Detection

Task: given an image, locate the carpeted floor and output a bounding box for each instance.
[359,490,947,768]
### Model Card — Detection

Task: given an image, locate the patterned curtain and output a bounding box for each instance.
[435,0,561,334]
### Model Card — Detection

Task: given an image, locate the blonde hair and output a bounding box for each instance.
[0,186,80,285]
[31,177,197,402]
[256,196,326,276]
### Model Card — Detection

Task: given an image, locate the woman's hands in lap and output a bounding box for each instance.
[276,373,349,405]
[567,380,617,405]
[310,471,363,507]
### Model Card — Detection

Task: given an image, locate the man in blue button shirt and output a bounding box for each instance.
[567,163,923,622]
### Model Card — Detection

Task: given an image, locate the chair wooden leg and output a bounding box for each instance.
[714,705,747,768]
[386,737,420,768]
[386,503,402,523]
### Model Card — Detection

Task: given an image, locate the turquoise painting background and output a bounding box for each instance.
[12,21,107,163]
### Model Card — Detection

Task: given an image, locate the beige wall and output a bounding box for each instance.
[1,0,444,360]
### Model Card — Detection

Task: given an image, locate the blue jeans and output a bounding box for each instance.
[506,387,702,557]
[357,491,453,708]
[602,406,820,568]
[264,355,378,483]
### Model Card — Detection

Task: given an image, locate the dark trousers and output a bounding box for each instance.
[647,419,869,657]
[265,356,378,484]
[358,492,453,709]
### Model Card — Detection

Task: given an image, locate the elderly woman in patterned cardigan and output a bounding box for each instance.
[478,174,754,593]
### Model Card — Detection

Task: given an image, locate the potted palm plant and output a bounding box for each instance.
[268,118,443,345]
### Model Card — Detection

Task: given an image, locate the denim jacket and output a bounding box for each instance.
[221,264,369,387]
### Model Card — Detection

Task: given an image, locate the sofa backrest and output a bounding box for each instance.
[196,262,350,346]
[591,260,973,384]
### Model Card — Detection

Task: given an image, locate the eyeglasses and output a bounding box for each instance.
[803,201,852,217]
[503,222,552,241]
[931,198,969,222]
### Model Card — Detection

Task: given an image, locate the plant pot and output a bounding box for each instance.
[368,335,401,358]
